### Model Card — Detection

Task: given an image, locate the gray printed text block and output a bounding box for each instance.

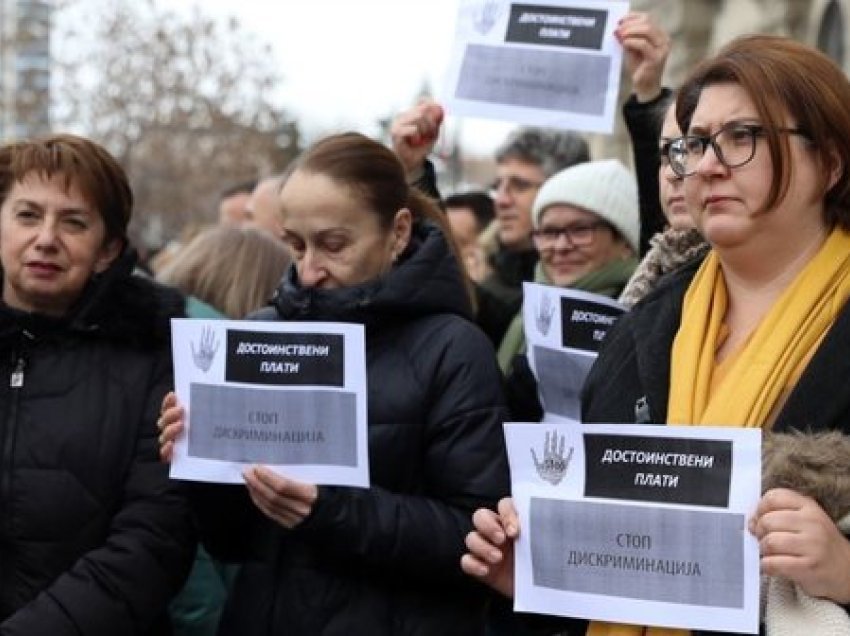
[530,498,744,607]
[455,43,610,115]
[189,383,357,466]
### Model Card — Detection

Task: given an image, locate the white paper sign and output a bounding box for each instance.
[522,282,625,422]
[442,0,629,133]
[169,319,369,488]
[505,422,761,634]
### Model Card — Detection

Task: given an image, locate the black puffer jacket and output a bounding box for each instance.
[191,222,511,636]
[0,251,196,635]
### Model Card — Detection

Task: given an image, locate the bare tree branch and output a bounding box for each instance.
[53,0,301,246]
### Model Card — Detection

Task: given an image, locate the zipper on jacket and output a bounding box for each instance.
[1,355,25,526]
[0,352,24,608]
[9,357,24,388]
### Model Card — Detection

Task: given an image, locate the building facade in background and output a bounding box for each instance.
[0,0,51,141]
[588,0,849,164]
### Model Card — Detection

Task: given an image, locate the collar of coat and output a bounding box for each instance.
[616,253,850,435]
[263,221,473,327]
[0,247,185,349]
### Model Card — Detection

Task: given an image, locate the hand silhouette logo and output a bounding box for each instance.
[531,430,573,486]
[191,326,219,373]
[536,293,556,336]
[474,0,504,35]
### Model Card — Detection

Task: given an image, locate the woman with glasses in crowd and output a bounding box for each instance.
[463,34,850,635]
[497,159,640,422]
[615,11,708,309]
[160,132,509,636]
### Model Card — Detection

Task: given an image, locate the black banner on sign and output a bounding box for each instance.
[506,4,607,50]
[583,434,733,507]
[560,297,623,352]
[225,330,344,387]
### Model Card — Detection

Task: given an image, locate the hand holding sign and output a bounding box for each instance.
[243,465,318,529]
[461,497,521,599]
[158,391,185,463]
[614,11,671,103]
[390,100,445,178]
[751,488,850,604]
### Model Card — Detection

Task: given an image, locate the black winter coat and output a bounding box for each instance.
[191,222,511,636]
[576,257,850,636]
[0,252,196,635]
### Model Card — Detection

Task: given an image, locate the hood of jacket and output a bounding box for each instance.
[0,247,185,349]
[266,221,473,326]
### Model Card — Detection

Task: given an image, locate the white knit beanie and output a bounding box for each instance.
[531,159,640,254]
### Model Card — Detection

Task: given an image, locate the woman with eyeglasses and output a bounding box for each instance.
[497,159,640,422]
[462,34,850,635]
[616,11,709,309]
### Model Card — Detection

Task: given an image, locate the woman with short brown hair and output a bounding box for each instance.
[463,34,850,635]
[0,134,194,633]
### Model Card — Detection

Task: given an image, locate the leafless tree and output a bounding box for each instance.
[53,0,300,246]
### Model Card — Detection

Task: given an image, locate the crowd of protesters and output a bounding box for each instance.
[1,9,850,636]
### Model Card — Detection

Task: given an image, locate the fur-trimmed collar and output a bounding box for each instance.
[619,227,709,309]
[763,431,850,522]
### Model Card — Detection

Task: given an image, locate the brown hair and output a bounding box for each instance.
[676,34,850,229]
[157,225,291,318]
[293,132,476,308]
[0,133,133,242]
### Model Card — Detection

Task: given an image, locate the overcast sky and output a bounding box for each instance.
[176,0,514,156]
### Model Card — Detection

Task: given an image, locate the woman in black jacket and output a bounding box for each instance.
[462,35,850,635]
[160,132,510,635]
[0,134,195,634]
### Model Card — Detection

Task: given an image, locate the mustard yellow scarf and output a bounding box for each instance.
[587,228,850,636]
[668,227,850,427]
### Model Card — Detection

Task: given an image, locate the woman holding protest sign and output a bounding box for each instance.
[462,34,850,635]
[159,131,509,635]
[497,159,640,422]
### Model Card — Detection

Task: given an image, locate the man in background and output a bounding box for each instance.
[391,102,589,344]
[444,191,495,283]
[218,180,256,225]
[245,175,286,239]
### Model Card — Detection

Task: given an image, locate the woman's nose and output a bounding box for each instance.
[298,249,327,287]
[694,141,728,177]
[34,220,58,249]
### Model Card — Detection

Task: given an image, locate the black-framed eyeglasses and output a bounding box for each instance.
[667,123,810,178]
[659,139,674,168]
[531,222,609,247]
[490,175,544,196]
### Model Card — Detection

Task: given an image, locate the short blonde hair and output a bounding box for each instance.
[158,225,290,318]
